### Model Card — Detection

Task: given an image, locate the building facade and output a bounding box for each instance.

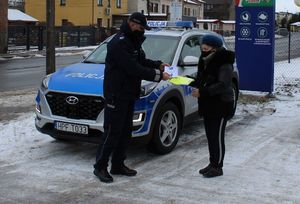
[8,0,25,12]
[204,0,235,20]
[127,0,170,17]
[24,0,128,27]
[183,0,204,20]
[127,0,204,21]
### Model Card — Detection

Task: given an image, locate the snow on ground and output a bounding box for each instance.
[1,60,300,203]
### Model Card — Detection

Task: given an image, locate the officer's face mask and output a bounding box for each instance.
[133,30,145,39]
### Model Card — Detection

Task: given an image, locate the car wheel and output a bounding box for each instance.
[148,102,182,154]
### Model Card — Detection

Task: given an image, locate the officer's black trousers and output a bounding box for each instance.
[203,116,228,168]
[94,98,135,169]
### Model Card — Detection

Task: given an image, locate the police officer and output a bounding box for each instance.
[190,34,235,178]
[93,12,171,183]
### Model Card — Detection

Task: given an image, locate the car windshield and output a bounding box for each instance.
[84,35,180,65]
[142,35,180,65]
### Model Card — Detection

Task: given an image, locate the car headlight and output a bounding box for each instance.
[140,81,158,96]
[41,74,52,90]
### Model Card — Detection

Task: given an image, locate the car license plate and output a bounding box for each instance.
[54,121,88,135]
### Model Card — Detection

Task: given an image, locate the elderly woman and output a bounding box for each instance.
[190,34,235,178]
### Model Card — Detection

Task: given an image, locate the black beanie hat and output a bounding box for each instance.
[202,34,223,48]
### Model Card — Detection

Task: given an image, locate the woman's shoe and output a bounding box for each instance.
[202,167,223,178]
[199,164,212,174]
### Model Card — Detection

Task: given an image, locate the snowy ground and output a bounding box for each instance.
[1,60,300,203]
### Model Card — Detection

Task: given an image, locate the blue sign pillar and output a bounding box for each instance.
[235,0,275,92]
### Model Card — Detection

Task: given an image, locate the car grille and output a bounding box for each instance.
[46,92,105,120]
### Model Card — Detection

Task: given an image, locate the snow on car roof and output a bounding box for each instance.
[146,28,218,37]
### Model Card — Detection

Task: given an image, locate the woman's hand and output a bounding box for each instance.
[192,89,200,98]
[159,63,170,72]
[162,72,171,81]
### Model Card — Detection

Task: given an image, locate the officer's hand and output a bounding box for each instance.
[192,89,200,98]
[159,63,170,72]
[162,72,171,81]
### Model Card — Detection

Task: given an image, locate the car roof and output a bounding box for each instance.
[145,28,220,38]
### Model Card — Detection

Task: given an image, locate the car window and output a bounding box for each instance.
[84,43,107,64]
[180,36,201,63]
[143,35,180,65]
[84,35,179,65]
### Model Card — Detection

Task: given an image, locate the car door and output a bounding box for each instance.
[177,35,201,116]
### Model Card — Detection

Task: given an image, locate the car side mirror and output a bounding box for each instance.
[182,56,199,66]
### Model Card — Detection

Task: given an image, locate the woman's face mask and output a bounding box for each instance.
[201,44,214,57]
[201,51,213,57]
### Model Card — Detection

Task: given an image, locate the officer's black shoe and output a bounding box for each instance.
[110,164,137,176]
[202,167,223,178]
[93,168,113,183]
[199,164,212,175]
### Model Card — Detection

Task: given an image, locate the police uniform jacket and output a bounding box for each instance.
[104,22,162,101]
[190,48,235,117]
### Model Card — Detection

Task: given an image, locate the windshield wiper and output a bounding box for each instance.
[83,60,95,64]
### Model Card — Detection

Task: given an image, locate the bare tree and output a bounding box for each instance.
[0,0,8,54]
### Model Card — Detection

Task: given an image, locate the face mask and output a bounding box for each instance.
[133,30,145,39]
[201,51,212,57]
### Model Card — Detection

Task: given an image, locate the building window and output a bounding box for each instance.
[154,3,158,13]
[107,0,111,7]
[150,3,158,13]
[107,19,110,28]
[97,0,103,6]
[116,0,121,8]
[60,0,66,6]
[166,5,170,14]
[193,9,196,16]
[97,18,103,27]
[162,4,165,13]
[62,19,68,26]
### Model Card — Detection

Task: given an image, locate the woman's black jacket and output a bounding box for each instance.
[189,47,235,118]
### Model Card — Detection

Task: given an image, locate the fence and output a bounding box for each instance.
[7,25,118,51]
[224,31,300,91]
[273,31,300,92]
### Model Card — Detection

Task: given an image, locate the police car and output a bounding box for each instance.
[35,21,239,154]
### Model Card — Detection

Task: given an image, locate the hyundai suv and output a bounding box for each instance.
[35,22,239,154]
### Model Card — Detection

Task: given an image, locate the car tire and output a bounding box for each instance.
[148,102,182,155]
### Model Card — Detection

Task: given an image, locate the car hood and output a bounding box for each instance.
[48,63,105,95]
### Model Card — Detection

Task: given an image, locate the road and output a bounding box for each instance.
[0,90,300,203]
[0,55,82,91]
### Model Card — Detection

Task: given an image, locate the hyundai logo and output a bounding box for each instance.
[66,96,79,105]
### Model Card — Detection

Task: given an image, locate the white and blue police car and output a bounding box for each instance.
[35,21,239,154]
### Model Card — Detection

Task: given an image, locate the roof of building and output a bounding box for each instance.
[290,22,300,26]
[8,9,38,22]
[184,0,206,4]
[197,19,235,24]
[197,19,219,23]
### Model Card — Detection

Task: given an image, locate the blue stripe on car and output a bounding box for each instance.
[48,63,105,95]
